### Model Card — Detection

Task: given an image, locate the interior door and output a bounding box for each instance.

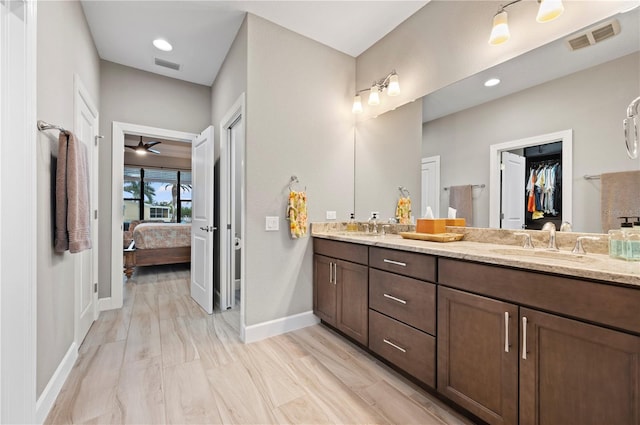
[74,75,99,347]
[500,151,526,229]
[191,126,215,314]
[421,156,440,218]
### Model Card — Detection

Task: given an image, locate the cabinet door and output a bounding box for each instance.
[313,254,336,326]
[520,308,640,425]
[438,287,518,425]
[336,259,368,345]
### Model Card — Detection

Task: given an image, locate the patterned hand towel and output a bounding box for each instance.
[396,196,412,224]
[288,191,307,239]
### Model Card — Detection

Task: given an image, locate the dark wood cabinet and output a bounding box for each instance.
[520,308,640,425]
[313,239,369,345]
[438,286,519,425]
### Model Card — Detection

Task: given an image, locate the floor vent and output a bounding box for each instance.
[566,19,620,51]
[154,57,181,71]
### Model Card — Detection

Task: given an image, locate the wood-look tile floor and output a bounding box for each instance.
[45,264,473,425]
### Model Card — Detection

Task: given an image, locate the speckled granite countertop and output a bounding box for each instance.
[311,223,640,288]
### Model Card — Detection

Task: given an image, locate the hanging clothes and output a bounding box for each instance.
[524,160,561,220]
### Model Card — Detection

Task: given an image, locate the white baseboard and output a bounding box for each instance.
[98,296,116,312]
[35,342,78,424]
[243,310,319,344]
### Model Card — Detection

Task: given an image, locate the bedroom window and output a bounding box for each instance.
[123,166,192,226]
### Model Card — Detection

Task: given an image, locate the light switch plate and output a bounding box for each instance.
[326,211,337,220]
[265,216,279,231]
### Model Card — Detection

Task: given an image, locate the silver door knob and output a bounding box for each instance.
[199,226,216,232]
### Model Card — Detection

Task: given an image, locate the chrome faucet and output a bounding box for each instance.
[542,222,559,251]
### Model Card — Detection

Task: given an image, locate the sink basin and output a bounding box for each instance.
[489,248,592,264]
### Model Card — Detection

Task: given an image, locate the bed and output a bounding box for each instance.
[123,222,191,278]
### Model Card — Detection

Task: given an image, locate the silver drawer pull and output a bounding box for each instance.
[504,312,509,353]
[522,316,528,360]
[383,259,407,267]
[383,293,407,304]
[383,339,407,353]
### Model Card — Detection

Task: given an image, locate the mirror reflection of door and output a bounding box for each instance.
[500,151,526,229]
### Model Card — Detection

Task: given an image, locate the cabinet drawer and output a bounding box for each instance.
[369,247,436,282]
[314,238,368,265]
[369,268,436,335]
[369,309,435,387]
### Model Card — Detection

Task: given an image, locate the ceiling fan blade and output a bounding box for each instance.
[148,148,161,154]
[125,145,137,150]
[145,141,161,148]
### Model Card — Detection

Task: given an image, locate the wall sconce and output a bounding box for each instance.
[352,70,400,113]
[489,0,564,45]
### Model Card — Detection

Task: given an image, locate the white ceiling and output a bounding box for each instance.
[81,1,429,86]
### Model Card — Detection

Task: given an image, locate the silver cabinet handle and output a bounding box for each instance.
[333,262,337,284]
[383,293,407,305]
[522,316,528,360]
[383,339,407,353]
[504,312,509,353]
[383,258,407,267]
[329,262,333,284]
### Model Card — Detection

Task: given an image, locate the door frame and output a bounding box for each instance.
[73,73,100,346]
[110,122,196,309]
[219,93,246,337]
[489,129,573,229]
[0,0,37,422]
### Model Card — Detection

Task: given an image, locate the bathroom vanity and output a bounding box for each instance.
[312,225,640,425]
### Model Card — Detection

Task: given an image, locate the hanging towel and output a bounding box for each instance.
[396,196,412,224]
[601,171,640,232]
[55,132,92,253]
[449,185,473,226]
[288,190,307,239]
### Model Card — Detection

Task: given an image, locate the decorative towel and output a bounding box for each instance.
[288,190,307,239]
[396,196,412,224]
[449,185,473,226]
[55,132,92,253]
[601,171,640,232]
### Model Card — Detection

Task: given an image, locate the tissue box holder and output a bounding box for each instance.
[445,218,466,227]
[416,219,447,234]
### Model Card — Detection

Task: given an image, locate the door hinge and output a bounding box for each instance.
[501,213,505,219]
[94,283,98,293]
[500,162,506,171]
[94,210,98,219]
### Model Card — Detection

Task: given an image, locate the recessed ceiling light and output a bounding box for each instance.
[484,78,501,87]
[153,38,173,52]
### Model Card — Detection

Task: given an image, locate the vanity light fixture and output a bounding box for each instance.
[352,70,400,113]
[484,78,501,87]
[153,38,173,52]
[489,0,564,46]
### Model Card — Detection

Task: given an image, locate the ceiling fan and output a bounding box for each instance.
[125,136,161,155]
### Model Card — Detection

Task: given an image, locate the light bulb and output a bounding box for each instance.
[368,85,380,106]
[352,94,363,114]
[536,0,564,23]
[135,148,147,156]
[387,73,400,96]
[489,10,510,45]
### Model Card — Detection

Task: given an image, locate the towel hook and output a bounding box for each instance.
[398,186,410,197]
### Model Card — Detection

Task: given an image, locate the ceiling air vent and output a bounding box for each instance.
[566,19,621,51]
[154,57,181,71]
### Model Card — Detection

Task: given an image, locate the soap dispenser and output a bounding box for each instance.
[347,213,357,232]
[626,217,640,261]
[368,213,378,234]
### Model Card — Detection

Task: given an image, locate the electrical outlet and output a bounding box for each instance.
[265,216,279,231]
[326,211,337,220]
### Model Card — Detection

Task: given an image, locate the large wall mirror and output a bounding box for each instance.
[355,6,639,233]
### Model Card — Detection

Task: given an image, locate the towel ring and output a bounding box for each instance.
[398,186,410,197]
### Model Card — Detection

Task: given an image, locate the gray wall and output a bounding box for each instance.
[36,0,101,397]
[210,17,248,306]
[355,100,423,221]
[423,52,640,233]
[356,1,630,119]
[244,14,355,326]
[98,61,212,298]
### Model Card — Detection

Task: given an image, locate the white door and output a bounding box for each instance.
[500,151,526,229]
[191,126,215,314]
[74,75,99,346]
[421,156,440,218]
